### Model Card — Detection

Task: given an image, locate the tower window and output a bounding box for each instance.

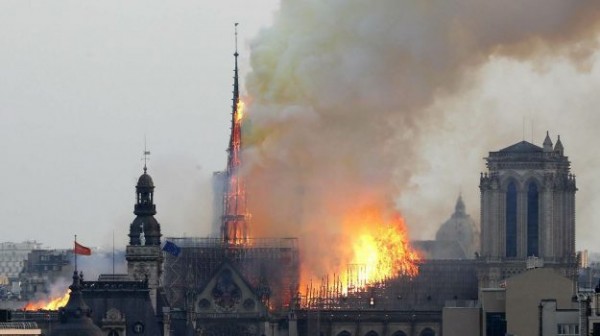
[506,182,517,258]
[527,182,539,257]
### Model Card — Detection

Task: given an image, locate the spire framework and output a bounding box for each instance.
[222,23,250,245]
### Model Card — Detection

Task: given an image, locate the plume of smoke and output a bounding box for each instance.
[243,0,600,278]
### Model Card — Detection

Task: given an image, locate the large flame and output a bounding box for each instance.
[347,208,419,285]
[23,291,70,310]
[301,206,420,297]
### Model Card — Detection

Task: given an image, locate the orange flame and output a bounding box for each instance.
[302,206,420,296]
[347,209,419,286]
[24,290,70,310]
[236,100,245,122]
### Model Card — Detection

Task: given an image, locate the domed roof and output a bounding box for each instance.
[129,216,162,246]
[137,172,154,188]
[435,195,479,258]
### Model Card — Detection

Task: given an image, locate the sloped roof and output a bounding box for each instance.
[498,141,543,153]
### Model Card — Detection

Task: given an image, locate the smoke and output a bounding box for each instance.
[243,0,600,278]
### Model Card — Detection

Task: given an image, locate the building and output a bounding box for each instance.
[413,195,480,260]
[50,271,103,336]
[19,249,72,301]
[0,241,42,298]
[478,133,577,288]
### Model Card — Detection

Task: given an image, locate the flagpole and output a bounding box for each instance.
[112,231,115,275]
[74,234,77,272]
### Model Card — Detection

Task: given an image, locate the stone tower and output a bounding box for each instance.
[126,163,163,311]
[478,132,577,287]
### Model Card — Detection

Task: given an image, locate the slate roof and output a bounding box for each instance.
[498,141,543,153]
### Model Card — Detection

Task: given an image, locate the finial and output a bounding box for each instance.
[234,23,239,57]
[142,137,151,174]
[232,23,240,120]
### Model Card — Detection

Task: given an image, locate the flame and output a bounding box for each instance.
[235,100,245,122]
[301,206,420,298]
[347,209,419,286]
[24,290,70,310]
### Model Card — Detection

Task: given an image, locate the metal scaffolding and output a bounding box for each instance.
[302,260,479,311]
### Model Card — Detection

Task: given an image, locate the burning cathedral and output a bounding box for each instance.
[9,31,580,336]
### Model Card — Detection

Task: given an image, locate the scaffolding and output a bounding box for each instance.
[302,260,478,311]
[163,237,299,313]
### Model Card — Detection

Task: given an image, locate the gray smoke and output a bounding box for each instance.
[243,0,600,277]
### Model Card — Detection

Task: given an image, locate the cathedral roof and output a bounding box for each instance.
[498,141,543,153]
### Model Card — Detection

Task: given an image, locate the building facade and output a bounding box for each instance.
[478,133,577,287]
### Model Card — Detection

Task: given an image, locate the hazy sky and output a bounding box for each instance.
[2,1,600,256]
[0,1,279,249]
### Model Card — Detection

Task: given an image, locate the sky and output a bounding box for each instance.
[0,1,280,249]
[1,1,600,257]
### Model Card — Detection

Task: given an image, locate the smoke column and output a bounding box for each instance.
[243,0,600,278]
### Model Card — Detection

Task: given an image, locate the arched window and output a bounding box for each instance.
[391,332,408,336]
[365,331,379,336]
[420,328,435,336]
[506,181,517,257]
[527,182,539,256]
[337,331,352,336]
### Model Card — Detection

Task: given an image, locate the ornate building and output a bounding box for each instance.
[126,164,163,311]
[478,133,577,287]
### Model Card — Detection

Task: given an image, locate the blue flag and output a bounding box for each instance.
[162,241,181,257]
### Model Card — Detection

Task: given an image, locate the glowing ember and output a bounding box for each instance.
[24,291,70,310]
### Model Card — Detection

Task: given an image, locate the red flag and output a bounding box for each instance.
[74,242,91,256]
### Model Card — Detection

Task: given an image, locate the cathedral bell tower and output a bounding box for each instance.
[126,159,163,311]
[478,132,577,287]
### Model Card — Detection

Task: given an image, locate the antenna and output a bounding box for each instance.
[531,118,534,143]
[522,116,525,141]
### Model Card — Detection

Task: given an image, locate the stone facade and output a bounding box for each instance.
[478,134,577,287]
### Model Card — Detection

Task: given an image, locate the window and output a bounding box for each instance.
[557,323,579,335]
[486,312,506,336]
[391,332,407,336]
[506,181,517,257]
[419,328,435,336]
[527,182,539,256]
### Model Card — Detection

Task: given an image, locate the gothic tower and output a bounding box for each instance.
[478,132,577,287]
[126,162,163,310]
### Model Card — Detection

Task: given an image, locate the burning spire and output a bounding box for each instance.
[222,23,250,245]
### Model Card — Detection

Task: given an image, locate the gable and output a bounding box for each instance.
[193,262,268,317]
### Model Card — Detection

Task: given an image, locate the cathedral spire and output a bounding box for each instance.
[222,23,250,245]
[554,135,564,155]
[455,193,465,215]
[543,131,553,152]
